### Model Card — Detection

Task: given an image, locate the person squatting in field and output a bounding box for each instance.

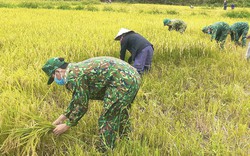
[202,22,230,49]
[229,22,249,47]
[163,18,187,34]
[114,28,154,75]
[42,57,141,152]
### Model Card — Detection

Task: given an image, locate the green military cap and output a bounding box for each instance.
[42,57,65,85]
[202,26,209,33]
[163,19,171,26]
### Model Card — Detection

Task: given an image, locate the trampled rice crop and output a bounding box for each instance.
[0,1,249,155]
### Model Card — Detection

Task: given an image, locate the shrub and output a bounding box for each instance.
[148,8,163,14]
[0,2,13,8]
[85,5,99,11]
[57,5,71,10]
[224,10,250,18]
[138,10,144,13]
[81,0,100,5]
[200,12,208,16]
[166,10,179,15]
[18,2,39,9]
[75,5,85,10]
[41,4,54,9]
[103,6,115,12]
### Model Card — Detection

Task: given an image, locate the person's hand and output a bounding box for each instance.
[52,120,62,125]
[53,124,70,135]
[52,115,67,125]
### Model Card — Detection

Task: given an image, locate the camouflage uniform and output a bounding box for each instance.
[62,57,141,151]
[207,22,230,49]
[229,22,249,47]
[164,19,187,34]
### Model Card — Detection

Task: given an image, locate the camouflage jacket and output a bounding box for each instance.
[63,57,141,126]
[168,19,187,33]
[208,22,230,41]
[230,22,249,41]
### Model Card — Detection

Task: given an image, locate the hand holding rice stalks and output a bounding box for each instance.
[0,114,55,155]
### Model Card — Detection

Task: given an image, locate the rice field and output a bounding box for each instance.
[0,1,250,155]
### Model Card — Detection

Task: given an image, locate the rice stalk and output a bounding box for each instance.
[0,120,54,155]
[0,112,88,155]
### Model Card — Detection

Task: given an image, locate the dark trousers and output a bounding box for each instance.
[133,46,154,74]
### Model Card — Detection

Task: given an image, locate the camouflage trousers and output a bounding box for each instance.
[98,75,141,151]
[239,27,249,47]
[178,25,187,34]
[216,31,229,49]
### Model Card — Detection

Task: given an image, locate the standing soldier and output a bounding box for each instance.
[202,22,230,49]
[163,18,187,34]
[229,22,249,47]
[42,56,141,152]
[114,28,154,75]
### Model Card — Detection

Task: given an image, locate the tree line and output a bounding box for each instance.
[110,0,249,7]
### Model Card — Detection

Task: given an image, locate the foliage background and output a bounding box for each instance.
[0,0,250,7]
[118,0,250,7]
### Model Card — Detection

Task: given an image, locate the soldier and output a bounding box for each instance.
[202,22,230,49]
[163,18,187,34]
[42,56,141,152]
[114,28,154,75]
[229,22,249,47]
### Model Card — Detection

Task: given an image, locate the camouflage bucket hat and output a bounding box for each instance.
[163,19,171,26]
[42,57,65,85]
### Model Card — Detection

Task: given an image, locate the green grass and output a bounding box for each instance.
[224,10,250,18]
[0,2,249,155]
